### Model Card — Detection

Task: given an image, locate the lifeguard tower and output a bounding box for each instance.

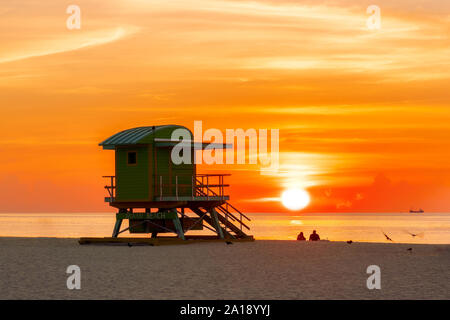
[89,125,252,243]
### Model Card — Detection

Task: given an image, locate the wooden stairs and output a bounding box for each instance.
[191,177,252,239]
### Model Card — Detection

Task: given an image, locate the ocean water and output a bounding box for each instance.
[251,212,450,244]
[0,212,449,244]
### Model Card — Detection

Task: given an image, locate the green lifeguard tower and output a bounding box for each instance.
[96,125,252,242]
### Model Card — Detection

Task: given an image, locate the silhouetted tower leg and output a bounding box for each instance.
[210,208,224,239]
[112,208,126,238]
[173,213,185,240]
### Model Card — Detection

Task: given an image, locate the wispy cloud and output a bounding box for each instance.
[0,26,139,64]
[244,197,280,202]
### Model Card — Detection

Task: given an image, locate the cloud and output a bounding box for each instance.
[336,200,352,209]
[0,26,139,64]
[244,197,280,202]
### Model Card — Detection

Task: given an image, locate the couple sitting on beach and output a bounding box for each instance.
[297,230,320,241]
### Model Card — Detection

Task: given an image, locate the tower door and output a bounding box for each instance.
[115,146,149,201]
[155,146,194,198]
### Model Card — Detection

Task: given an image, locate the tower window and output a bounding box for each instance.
[127,152,137,165]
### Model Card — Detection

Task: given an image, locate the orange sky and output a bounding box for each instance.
[0,0,449,213]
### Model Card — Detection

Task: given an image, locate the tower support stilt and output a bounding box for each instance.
[173,213,185,240]
[112,218,123,238]
[210,208,224,239]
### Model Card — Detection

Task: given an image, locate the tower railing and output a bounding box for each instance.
[155,173,230,200]
[195,174,230,200]
[103,174,236,202]
[102,175,116,202]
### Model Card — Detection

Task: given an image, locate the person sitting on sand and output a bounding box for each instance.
[297,232,306,241]
[309,230,320,241]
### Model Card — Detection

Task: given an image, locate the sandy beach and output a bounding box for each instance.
[0,237,448,300]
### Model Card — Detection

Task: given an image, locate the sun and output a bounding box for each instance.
[281,188,311,211]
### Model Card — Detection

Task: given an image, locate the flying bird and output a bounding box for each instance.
[382,232,393,242]
[403,230,424,238]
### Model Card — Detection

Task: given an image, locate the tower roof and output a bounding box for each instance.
[99,125,188,149]
[99,125,230,150]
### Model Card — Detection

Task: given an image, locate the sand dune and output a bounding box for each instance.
[0,238,448,299]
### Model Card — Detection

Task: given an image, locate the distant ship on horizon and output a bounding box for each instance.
[410,208,424,213]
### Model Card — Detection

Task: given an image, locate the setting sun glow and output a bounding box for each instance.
[281,189,311,211]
